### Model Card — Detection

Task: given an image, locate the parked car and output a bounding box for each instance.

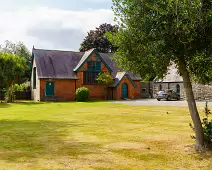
[156,90,180,101]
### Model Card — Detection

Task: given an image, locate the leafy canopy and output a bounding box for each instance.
[110,0,212,83]
[80,23,118,53]
[0,53,27,88]
[0,40,31,82]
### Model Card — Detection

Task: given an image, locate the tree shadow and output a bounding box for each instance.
[14,101,46,105]
[0,103,12,108]
[0,119,101,162]
[195,149,212,161]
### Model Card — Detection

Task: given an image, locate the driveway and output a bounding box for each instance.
[112,99,212,107]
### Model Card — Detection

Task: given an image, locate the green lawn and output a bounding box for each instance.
[0,102,212,169]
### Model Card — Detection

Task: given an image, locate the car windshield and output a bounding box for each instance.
[158,91,165,94]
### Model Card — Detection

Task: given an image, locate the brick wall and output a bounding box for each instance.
[40,79,76,101]
[116,77,136,100]
[75,72,105,100]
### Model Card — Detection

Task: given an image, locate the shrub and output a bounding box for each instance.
[97,72,114,88]
[76,87,90,102]
[97,72,114,99]
[13,83,30,92]
[190,102,212,147]
[5,83,30,103]
[5,86,15,103]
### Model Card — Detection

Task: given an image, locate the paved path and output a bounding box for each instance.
[112,99,212,107]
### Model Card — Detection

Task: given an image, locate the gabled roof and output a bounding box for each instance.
[33,49,84,79]
[155,64,183,82]
[111,72,138,88]
[100,53,141,81]
[32,48,141,82]
[73,48,113,72]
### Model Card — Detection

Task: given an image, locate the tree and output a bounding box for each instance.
[80,23,118,53]
[110,0,212,148]
[0,54,27,102]
[0,40,31,83]
[97,72,114,99]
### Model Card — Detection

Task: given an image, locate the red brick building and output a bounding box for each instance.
[31,48,141,101]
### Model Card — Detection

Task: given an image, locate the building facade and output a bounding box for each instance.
[31,48,141,101]
[153,65,212,101]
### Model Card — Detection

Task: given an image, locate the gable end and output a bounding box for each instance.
[74,49,113,73]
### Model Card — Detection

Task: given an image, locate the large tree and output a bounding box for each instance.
[110,0,212,148]
[0,40,31,82]
[80,23,118,53]
[0,53,27,88]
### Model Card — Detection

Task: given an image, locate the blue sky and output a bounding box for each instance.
[0,0,114,51]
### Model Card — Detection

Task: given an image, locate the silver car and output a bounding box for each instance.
[156,90,180,101]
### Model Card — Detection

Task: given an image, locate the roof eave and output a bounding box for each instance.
[116,74,138,88]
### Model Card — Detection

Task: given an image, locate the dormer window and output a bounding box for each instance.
[84,61,102,85]
[88,61,101,71]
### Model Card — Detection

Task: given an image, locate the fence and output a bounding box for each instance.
[0,90,31,100]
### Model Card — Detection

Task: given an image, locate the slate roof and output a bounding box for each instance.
[33,49,141,83]
[100,53,141,81]
[33,49,84,79]
[155,64,183,82]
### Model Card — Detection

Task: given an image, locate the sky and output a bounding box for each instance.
[0,0,114,51]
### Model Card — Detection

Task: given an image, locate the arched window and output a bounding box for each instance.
[159,84,162,91]
[176,84,180,94]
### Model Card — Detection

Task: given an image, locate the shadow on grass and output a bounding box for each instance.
[196,149,212,161]
[14,101,46,105]
[0,103,12,108]
[0,119,101,162]
[0,101,46,107]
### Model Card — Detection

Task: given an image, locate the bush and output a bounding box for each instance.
[190,102,212,147]
[96,72,114,88]
[5,83,30,103]
[13,83,30,92]
[5,86,15,103]
[76,87,90,102]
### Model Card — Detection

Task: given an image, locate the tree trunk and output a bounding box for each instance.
[178,58,204,149]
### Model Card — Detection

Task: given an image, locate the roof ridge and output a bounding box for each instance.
[33,48,84,53]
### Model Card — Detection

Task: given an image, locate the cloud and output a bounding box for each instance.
[27,28,85,50]
[0,6,114,51]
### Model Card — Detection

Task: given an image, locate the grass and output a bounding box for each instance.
[0,101,212,169]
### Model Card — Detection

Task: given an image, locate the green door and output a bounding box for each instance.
[122,83,128,98]
[46,82,55,96]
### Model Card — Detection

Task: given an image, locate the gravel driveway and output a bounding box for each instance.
[112,99,212,107]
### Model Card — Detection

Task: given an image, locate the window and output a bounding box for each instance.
[88,61,96,70]
[84,60,102,85]
[84,72,99,85]
[33,67,36,89]
[142,88,146,93]
[88,61,101,71]
[159,84,162,91]
[168,83,170,89]
[176,84,180,94]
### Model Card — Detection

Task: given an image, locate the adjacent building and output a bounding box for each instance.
[153,65,212,101]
